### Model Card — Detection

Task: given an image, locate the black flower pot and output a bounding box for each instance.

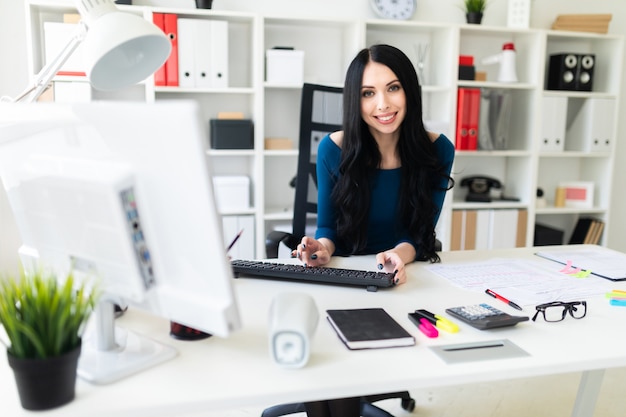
[8,344,81,411]
[466,12,483,24]
[195,0,213,9]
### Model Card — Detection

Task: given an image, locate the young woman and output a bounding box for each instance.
[296,44,454,417]
[295,44,455,286]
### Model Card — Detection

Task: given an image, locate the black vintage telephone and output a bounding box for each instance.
[460,176,502,202]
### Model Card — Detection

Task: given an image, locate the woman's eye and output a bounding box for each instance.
[362,90,374,98]
[389,84,401,92]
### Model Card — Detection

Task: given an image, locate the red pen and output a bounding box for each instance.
[485,289,523,311]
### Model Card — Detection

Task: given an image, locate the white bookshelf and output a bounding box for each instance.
[25,1,624,255]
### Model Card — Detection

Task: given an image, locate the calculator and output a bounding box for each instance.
[445,303,529,330]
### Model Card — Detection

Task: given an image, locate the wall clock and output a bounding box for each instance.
[370,0,417,20]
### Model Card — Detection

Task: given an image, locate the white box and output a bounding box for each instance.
[53,81,92,103]
[213,176,250,211]
[43,22,86,74]
[266,49,304,85]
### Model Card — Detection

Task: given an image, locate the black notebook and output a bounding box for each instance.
[326,308,415,350]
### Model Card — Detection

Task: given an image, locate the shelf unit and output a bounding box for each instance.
[24,1,624,256]
[261,16,359,242]
[534,31,623,246]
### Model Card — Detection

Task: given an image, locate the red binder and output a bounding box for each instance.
[467,88,480,150]
[152,13,167,86]
[455,88,469,149]
[456,88,480,150]
[163,14,179,87]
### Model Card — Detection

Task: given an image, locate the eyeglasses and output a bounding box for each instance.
[532,301,587,322]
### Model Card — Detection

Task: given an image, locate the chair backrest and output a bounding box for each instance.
[291,83,343,240]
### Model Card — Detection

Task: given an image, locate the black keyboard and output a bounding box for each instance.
[230,259,396,291]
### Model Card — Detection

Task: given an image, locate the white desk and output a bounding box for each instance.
[3,245,625,417]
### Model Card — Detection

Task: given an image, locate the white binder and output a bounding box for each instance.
[567,98,614,152]
[222,215,254,260]
[540,96,567,152]
[178,18,229,88]
[177,18,196,88]
[209,20,229,88]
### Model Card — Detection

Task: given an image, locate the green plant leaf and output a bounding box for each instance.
[463,0,487,13]
[0,266,100,359]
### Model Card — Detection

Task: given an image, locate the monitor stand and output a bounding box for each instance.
[78,300,177,385]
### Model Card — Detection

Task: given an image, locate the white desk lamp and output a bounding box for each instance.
[4,0,171,103]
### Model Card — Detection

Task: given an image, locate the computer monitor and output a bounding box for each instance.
[0,100,241,384]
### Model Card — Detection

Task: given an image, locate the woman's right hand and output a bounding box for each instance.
[291,236,333,267]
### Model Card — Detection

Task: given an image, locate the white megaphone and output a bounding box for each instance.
[481,42,518,83]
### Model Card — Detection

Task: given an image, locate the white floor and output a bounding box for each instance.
[193,366,626,417]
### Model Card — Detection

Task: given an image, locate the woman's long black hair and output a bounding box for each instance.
[333,44,453,262]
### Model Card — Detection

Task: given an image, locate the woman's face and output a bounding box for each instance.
[360,61,406,138]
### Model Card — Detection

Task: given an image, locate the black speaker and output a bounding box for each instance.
[547,53,595,91]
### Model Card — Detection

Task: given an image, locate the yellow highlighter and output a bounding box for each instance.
[414,309,460,333]
[434,314,460,333]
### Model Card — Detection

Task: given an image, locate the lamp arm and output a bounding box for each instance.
[10,22,88,103]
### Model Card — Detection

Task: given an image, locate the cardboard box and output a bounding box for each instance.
[212,176,250,211]
[266,49,304,85]
[475,71,488,81]
[264,138,293,150]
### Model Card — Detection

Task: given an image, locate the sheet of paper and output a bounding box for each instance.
[427,258,611,306]
[535,247,626,280]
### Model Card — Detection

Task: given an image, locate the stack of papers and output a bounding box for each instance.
[427,256,612,307]
[535,247,626,281]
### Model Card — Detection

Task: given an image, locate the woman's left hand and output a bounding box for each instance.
[375,251,406,285]
[375,243,416,285]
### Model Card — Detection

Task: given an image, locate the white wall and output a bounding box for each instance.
[1,0,625,272]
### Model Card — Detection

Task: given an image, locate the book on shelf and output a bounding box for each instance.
[568,217,604,245]
[584,219,603,245]
[553,14,612,22]
[326,308,415,350]
[552,14,612,34]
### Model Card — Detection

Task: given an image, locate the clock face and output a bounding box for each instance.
[370,0,417,20]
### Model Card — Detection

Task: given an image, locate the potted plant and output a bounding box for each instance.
[0,267,99,410]
[463,0,487,24]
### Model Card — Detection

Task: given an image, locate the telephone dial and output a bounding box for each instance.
[460,176,502,202]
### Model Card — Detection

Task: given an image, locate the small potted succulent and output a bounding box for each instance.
[463,0,488,24]
[0,267,99,410]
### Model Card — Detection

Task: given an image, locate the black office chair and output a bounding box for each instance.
[263,83,416,417]
[266,83,342,258]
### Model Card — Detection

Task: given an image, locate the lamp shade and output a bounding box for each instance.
[81,12,171,91]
